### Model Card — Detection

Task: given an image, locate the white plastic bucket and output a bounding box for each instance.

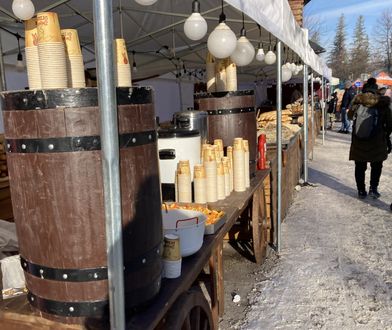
[161,209,206,257]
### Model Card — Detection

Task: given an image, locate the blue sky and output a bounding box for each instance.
[304,0,392,48]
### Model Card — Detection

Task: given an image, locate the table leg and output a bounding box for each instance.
[216,242,224,317]
[209,250,219,329]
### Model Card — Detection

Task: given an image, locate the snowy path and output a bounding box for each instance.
[240,129,392,330]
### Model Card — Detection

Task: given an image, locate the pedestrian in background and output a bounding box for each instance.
[327,91,337,129]
[339,80,356,133]
[348,82,392,199]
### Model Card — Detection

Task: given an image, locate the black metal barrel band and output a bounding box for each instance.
[0,87,153,111]
[27,292,108,318]
[6,130,157,153]
[20,257,108,282]
[123,242,163,272]
[206,107,255,115]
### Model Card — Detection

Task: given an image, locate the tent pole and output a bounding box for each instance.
[276,40,282,253]
[93,1,125,329]
[303,64,309,183]
[321,75,325,145]
[310,72,314,160]
[0,32,6,91]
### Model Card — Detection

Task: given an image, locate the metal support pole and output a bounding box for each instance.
[303,64,309,183]
[310,72,314,160]
[93,1,125,329]
[276,40,282,253]
[0,32,7,91]
[321,75,325,145]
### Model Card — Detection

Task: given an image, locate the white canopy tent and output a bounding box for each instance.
[0,0,331,82]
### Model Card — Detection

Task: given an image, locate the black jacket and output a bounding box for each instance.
[341,86,356,109]
[349,93,392,162]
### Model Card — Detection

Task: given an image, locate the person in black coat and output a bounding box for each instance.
[348,83,392,199]
[339,80,356,133]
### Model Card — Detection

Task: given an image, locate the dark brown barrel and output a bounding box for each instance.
[1,87,163,324]
[194,90,257,174]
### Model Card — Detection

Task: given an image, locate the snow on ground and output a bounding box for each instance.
[240,128,392,330]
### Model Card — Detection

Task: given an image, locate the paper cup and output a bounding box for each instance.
[163,259,181,279]
[194,177,207,204]
[61,29,82,55]
[163,234,181,261]
[114,38,129,65]
[37,12,62,43]
[25,18,38,47]
[25,47,42,89]
[38,42,68,89]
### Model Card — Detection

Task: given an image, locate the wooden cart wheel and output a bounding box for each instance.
[164,288,213,330]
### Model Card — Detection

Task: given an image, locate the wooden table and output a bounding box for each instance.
[0,170,270,330]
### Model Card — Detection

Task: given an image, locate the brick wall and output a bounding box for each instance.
[288,0,304,26]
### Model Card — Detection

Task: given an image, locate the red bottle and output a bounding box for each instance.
[258,134,267,170]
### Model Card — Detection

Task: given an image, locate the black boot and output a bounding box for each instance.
[358,190,367,199]
[369,187,381,199]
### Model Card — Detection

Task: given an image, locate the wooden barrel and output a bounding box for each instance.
[194,90,257,174]
[1,87,163,324]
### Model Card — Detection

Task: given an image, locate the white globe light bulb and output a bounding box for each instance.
[207,22,237,59]
[134,0,158,5]
[184,13,208,41]
[290,63,297,72]
[282,66,292,82]
[264,50,276,65]
[298,64,303,71]
[12,0,35,21]
[255,48,265,62]
[230,36,255,67]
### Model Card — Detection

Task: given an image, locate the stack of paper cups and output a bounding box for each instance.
[216,160,225,200]
[215,59,227,92]
[233,138,246,192]
[194,164,207,204]
[61,29,85,88]
[203,146,217,203]
[243,139,250,188]
[174,169,179,202]
[226,58,237,91]
[25,19,42,90]
[114,38,132,87]
[163,234,181,279]
[206,52,216,92]
[212,144,221,163]
[214,139,224,159]
[37,12,68,89]
[201,143,211,163]
[177,160,192,203]
[227,146,234,192]
[222,157,230,196]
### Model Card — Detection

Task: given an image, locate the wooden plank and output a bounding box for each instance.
[216,242,224,317]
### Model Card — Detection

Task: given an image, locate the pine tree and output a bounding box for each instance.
[374,9,392,74]
[349,16,370,80]
[328,14,349,80]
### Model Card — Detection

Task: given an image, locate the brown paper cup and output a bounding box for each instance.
[61,29,81,55]
[163,234,181,261]
[25,18,38,47]
[194,164,206,179]
[242,139,249,152]
[114,38,129,65]
[233,138,244,150]
[37,12,62,43]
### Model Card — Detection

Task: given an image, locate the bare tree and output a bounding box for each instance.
[373,9,392,74]
[303,14,328,45]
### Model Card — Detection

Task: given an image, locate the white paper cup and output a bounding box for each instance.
[163,259,182,279]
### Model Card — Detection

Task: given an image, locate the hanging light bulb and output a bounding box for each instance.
[15,33,24,71]
[12,0,35,21]
[282,65,292,82]
[255,24,264,62]
[264,33,276,65]
[230,14,255,67]
[134,0,158,5]
[207,0,237,59]
[132,51,137,73]
[184,0,208,41]
[256,48,265,62]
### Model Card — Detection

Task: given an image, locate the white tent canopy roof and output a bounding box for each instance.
[0,0,331,81]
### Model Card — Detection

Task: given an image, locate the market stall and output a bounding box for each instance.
[0,0,331,329]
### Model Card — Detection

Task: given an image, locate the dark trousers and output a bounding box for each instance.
[355,161,383,191]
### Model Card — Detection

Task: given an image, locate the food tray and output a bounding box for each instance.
[204,212,226,235]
